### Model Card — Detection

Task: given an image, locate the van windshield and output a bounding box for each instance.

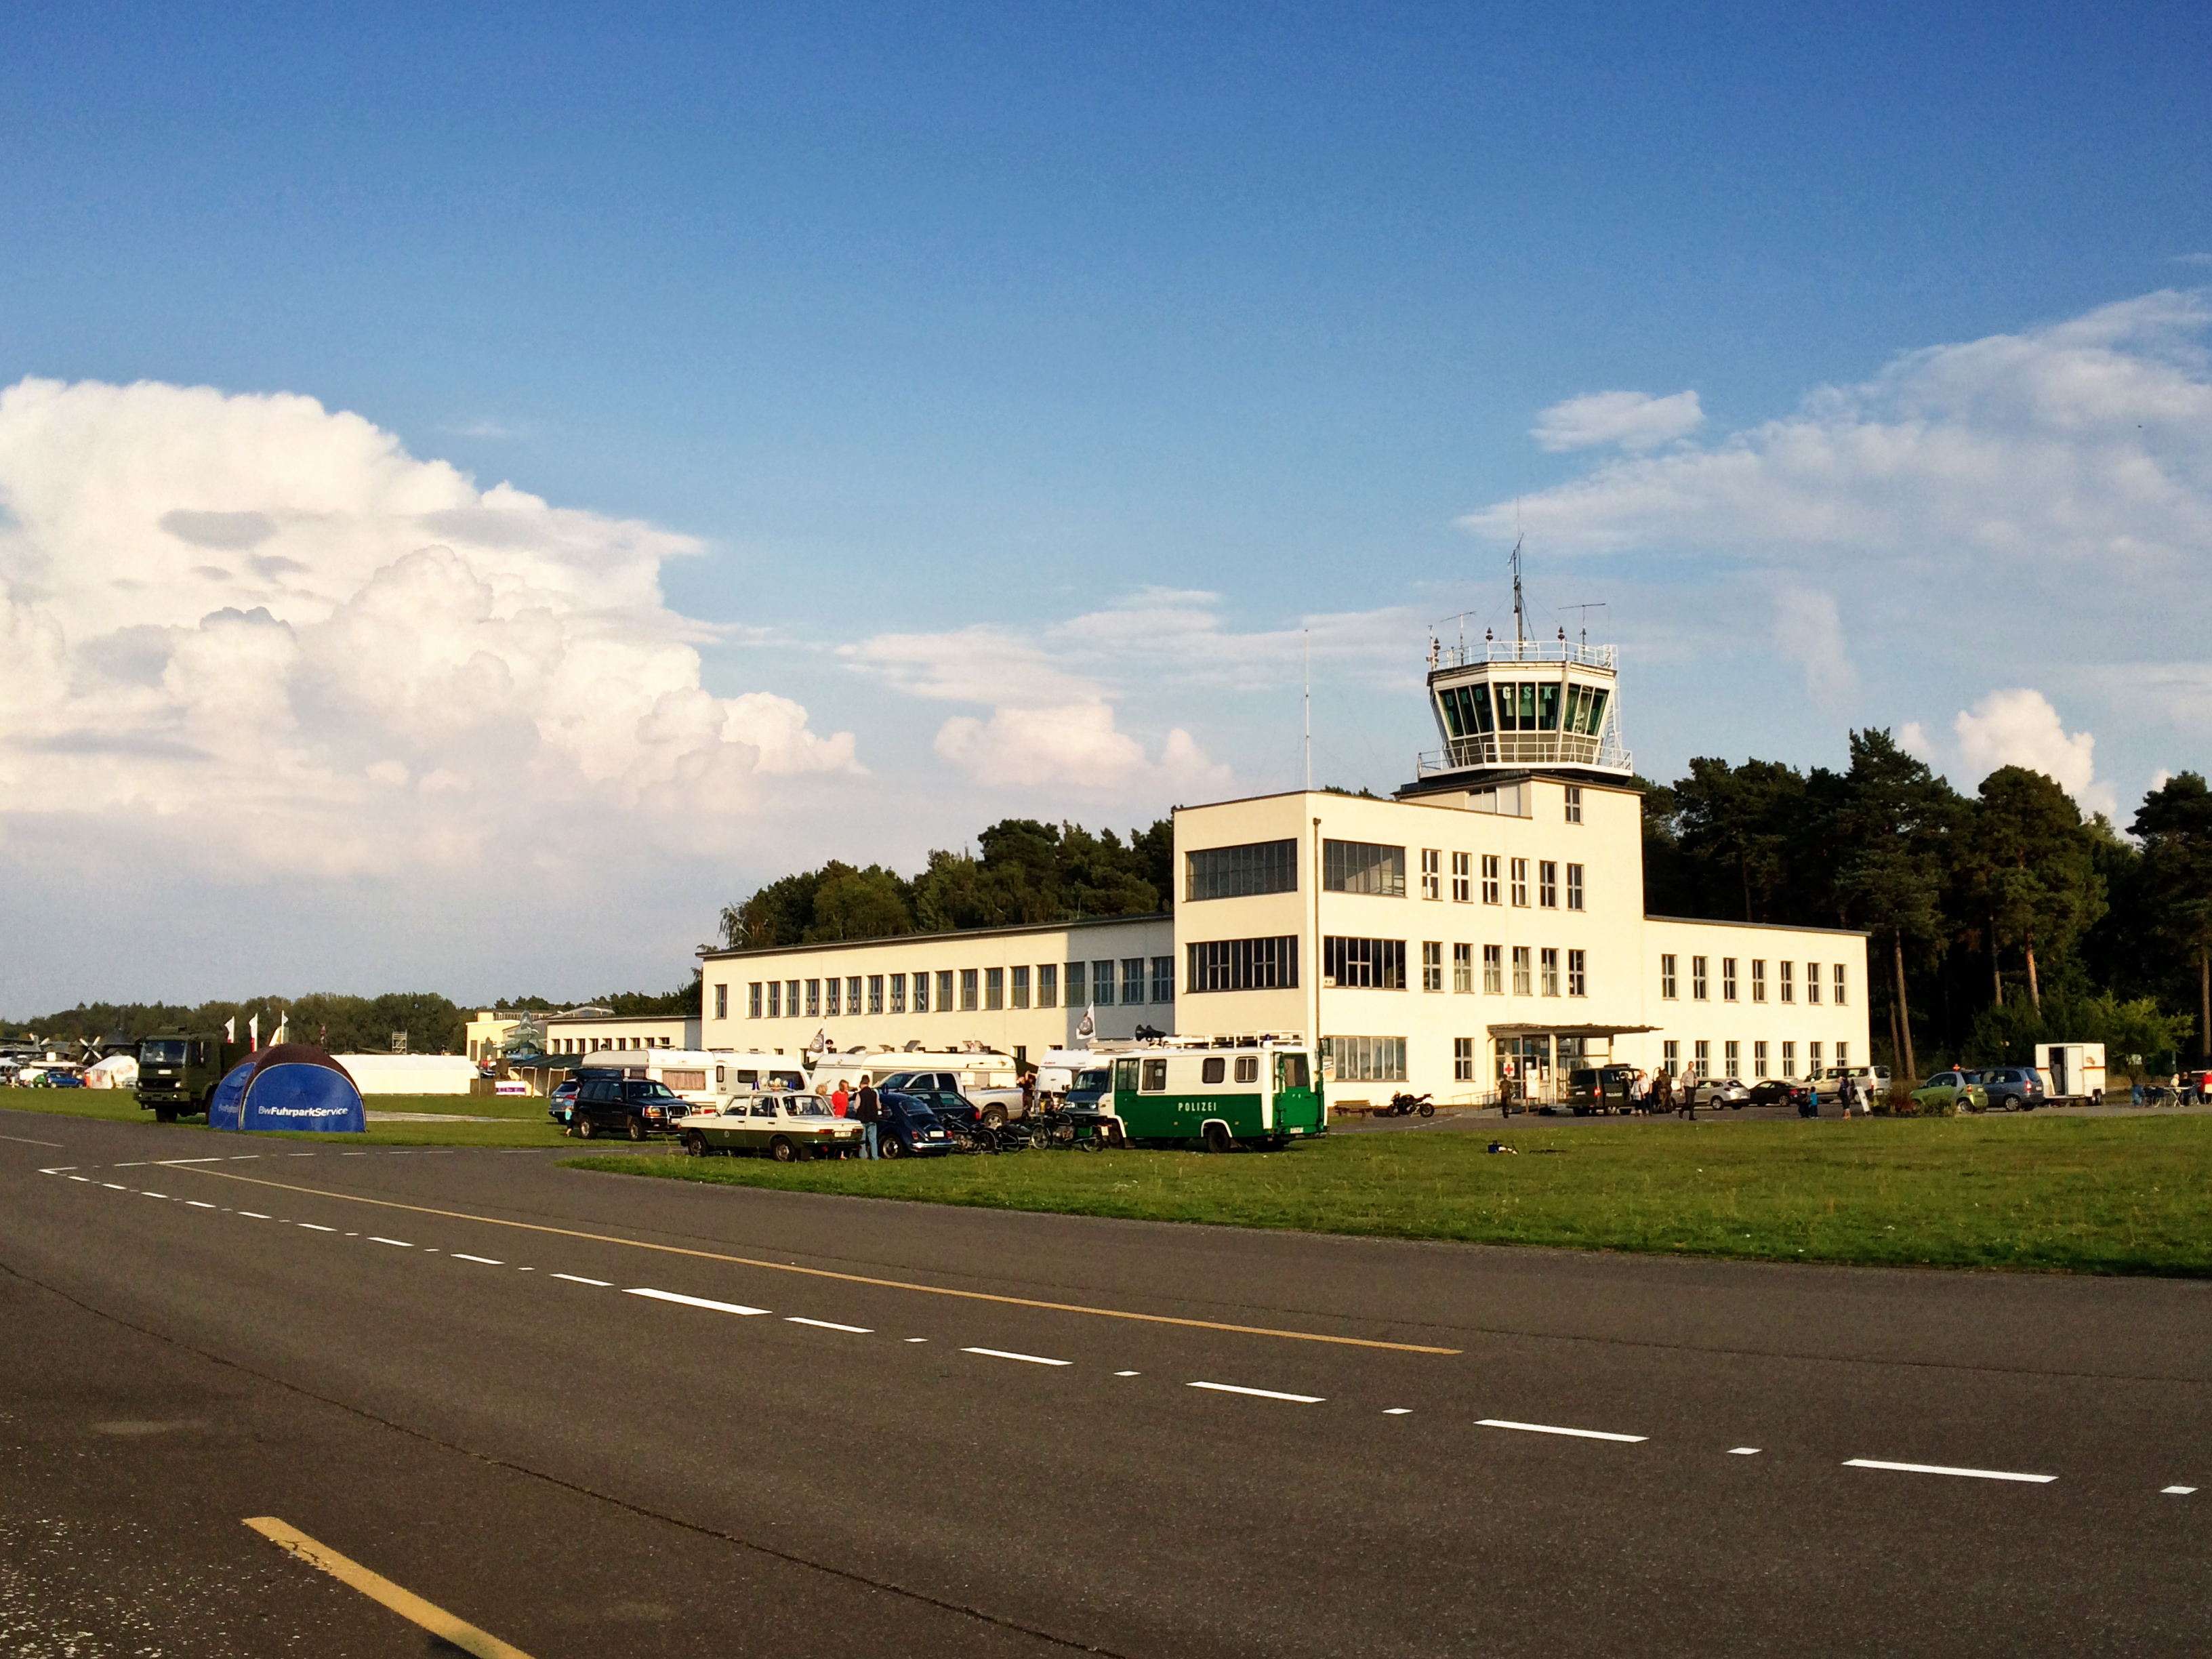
[1073,1069,1110,1092]
[140,1040,188,1063]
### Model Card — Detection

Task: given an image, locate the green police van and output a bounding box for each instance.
[1088,1038,1325,1153]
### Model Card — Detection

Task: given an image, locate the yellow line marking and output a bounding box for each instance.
[165,1162,1458,1355]
[243,1516,533,1658]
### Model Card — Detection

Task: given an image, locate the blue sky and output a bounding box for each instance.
[1,2,2207,1007]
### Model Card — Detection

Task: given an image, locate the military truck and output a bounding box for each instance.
[134,1033,237,1122]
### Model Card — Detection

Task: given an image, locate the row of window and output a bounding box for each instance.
[1319,938,1589,997]
[1183,838,1588,907]
[733,959,1176,1020]
[1658,956,1848,1005]
[1320,1033,1855,1087]
[546,1036,676,1054]
[1660,1038,1852,1080]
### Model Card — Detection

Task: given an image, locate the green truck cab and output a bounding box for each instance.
[1092,1039,1325,1153]
[134,1033,237,1122]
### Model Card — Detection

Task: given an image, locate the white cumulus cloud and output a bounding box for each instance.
[933,703,1229,796]
[0,376,858,882]
[1952,688,2114,818]
[1532,390,1705,452]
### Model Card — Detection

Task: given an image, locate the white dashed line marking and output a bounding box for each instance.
[115,1162,146,1168]
[552,1273,612,1286]
[787,1317,872,1334]
[2160,1485,2196,1495]
[451,1254,504,1265]
[142,1192,169,1199]
[1189,1381,1326,1404]
[1728,1447,1761,1455]
[186,1201,216,1209]
[68,1176,91,1182]
[159,1158,224,1164]
[1115,1370,1141,1377]
[240,1212,271,1219]
[297,1223,336,1232]
[1843,1458,2055,1484]
[1478,1419,1647,1443]
[962,1347,1071,1367]
[1384,1408,1412,1415]
[904,1337,928,1343]
[368,1237,413,1248]
[625,1288,771,1317]
[103,1183,127,1191]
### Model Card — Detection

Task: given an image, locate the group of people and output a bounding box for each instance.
[1624,1065,1700,1119]
[817,1076,884,1156]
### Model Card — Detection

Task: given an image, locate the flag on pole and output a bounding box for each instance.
[1075,1004,1095,1042]
[811,1026,830,1053]
[248,1013,259,1052]
[224,1017,236,1043]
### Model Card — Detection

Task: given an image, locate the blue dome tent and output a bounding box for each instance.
[206,1045,365,1134]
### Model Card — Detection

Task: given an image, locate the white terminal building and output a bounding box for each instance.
[697,626,1868,1105]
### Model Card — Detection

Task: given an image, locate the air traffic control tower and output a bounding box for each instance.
[1398,571,1633,801]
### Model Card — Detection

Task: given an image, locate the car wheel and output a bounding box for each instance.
[982,1105,1006,1128]
[769,1134,797,1163]
[628,1116,647,1142]
[1202,1121,1234,1155]
[682,1130,707,1157]
[878,1134,905,1160]
[575,1117,596,1140]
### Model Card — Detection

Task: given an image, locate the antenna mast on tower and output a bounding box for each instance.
[1510,533,1526,649]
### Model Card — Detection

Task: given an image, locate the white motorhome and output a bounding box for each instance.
[577,1048,806,1107]
[808,1046,1019,1095]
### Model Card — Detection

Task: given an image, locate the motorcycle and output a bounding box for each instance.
[1376,1091,1436,1118]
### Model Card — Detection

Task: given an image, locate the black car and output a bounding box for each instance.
[877,1071,979,1122]
[874,1090,954,1158]
[567,1076,686,1141]
[1746,1079,1809,1108]
[1969,1067,2045,1111]
[1565,1065,1641,1114]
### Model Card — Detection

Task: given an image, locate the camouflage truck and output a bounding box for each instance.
[134,1033,238,1122]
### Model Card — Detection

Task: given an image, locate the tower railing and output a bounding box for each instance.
[1429,639,1616,672]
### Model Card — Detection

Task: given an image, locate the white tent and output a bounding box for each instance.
[83,1053,139,1088]
[330,1054,478,1096]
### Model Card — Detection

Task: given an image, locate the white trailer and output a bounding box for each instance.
[2034,1043,2106,1103]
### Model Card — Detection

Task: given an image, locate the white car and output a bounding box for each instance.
[678,1092,865,1162]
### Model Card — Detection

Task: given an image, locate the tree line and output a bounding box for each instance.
[6,976,703,1053]
[1642,733,2211,1078]
[719,817,1174,949]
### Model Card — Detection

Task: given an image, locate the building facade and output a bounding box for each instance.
[699,914,1176,1069]
[542,1011,703,1056]
[693,628,1869,1104]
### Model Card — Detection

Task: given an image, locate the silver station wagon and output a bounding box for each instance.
[679,1092,865,1162]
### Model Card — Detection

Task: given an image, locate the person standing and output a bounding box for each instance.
[1654,1068,1673,1115]
[855,1074,881,1159]
[831,1082,850,1118]
[1677,1065,1696,1120]
[1629,1069,1648,1116]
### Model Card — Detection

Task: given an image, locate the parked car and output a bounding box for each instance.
[1967,1066,2045,1111]
[875,1091,955,1158]
[1565,1065,1641,1113]
[566,1076,685,1141]
[1693,1076,1749,1109]
[1744,1078,1803,1107]
[1909,1070,1988,1114]
[545,1080,579,1124]
[679,1092,864,1161]
[33,1069,85,1088]
[1807,1065,1892,1107]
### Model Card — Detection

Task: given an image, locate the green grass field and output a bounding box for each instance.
[0,1085,566,1147]
[569,1115,2212,1276]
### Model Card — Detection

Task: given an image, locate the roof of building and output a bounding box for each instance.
[1643,914,1870,937]
[698,911,1173,964]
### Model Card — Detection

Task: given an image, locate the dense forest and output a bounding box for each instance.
[718,818,1174,949]
[1639,734,2210,1076]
